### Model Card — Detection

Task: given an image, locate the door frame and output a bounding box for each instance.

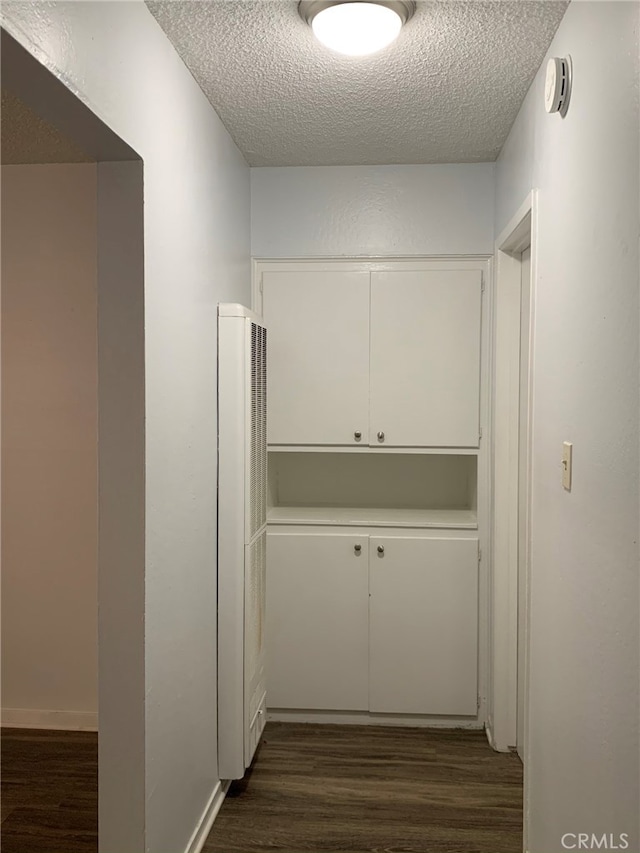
[1,29,147,852]
[488,192,537,773]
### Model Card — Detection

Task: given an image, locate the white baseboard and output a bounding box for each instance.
[2,708,98,731]
[268,708,483,729]
[183,780,229,853]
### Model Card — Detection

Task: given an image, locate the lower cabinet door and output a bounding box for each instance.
[369,536,479,716]
[266,531,369,710]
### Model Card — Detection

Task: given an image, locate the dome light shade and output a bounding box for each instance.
[313,3,400,56]
[300,1,415,57]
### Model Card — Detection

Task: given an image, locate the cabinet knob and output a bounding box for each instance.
[354,544,362,554]
[377,431,385,442]
[377,545,385,555]
[354,431,362,441]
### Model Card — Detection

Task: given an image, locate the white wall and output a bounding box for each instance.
[252,164,495,257]
[495,3,640,851]
[1,163,98,730]
[0,4,251,853]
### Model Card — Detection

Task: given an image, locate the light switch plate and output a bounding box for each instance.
[562,442,573,491]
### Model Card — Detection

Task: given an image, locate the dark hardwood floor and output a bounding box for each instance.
[1,728,98,853]
[205,723,523,853]
[1,723,523,853]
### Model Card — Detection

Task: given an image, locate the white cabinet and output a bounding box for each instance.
[261,264,483,448]
[369,270,482,448]
[261,270,370,446]
[266,528,478,716]
[266,531,369,711]
[369,536,479,716]
[258,259,486,722]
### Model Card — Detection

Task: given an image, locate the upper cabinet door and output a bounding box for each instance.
[262,270,370,446]
[369,270,482,448]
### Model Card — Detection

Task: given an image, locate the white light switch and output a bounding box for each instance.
[562,442,573,491]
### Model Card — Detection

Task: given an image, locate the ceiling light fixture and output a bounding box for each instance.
[299,0,415,57]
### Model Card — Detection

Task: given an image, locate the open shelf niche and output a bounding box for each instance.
[267,451,477,529]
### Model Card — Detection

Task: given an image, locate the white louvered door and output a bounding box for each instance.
[218,304,267,780]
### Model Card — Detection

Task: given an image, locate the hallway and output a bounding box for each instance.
[0,724,521,853]
[205,723,522,853]
[1,3,638,851]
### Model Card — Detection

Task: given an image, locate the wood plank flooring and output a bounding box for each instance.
[1,724,522,853]
[1,728,98,853]
[204,723,523,853]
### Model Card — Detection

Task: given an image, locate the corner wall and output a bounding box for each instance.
[495,3,640,851]
[1,163,98,730]
[0,4,252,852]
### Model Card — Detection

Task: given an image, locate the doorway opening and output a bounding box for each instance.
[1,29,145,853]
[490,191,536,841]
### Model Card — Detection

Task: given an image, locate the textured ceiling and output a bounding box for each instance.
[1,89,93,165]
[147,0,568,167]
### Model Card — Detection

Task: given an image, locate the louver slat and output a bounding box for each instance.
[218,304,267,781]
[249,323,268,538]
